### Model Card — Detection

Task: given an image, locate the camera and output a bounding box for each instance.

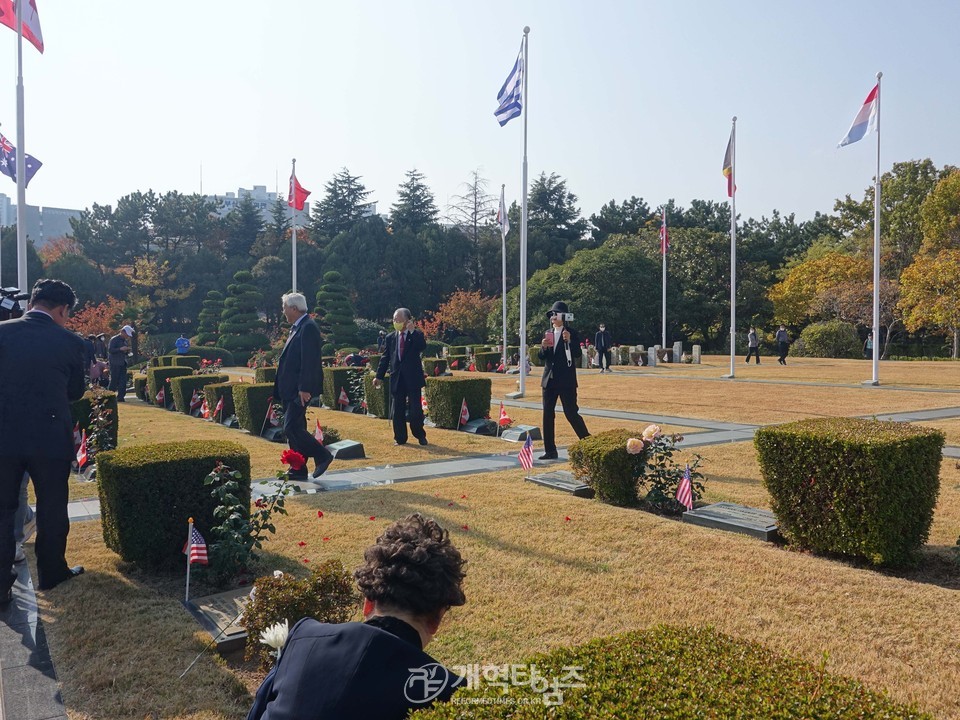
[552,312,574,322]
[0,287,29,322]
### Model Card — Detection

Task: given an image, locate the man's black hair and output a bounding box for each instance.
[30,278,77,310]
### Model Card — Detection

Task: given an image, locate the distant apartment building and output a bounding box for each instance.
[207,185,378,226]
[0,193,82,247]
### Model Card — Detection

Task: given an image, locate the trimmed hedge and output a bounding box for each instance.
[423,340,446,358]
[171,355,201,370]
[97,440,251,569]
[322,367,365,409]
[322,355,337,366]
[189,346,235,366]
[146,367,194,406]
[410,625,931,720]
[529,347,544,367]
[233,383,277,435]
[363,372,390,419]
[447,354,468,371]
[424,377,491,429]
[569,429,646,506]
[422,358,447,377]
[134,376,149,402]
[254,366,277,384]
[203,382,238,419]
[70,390,119,447]
[474,351,500,372]
[754,417,944,566]
[365,353,381,370]
[169,374,230,415]
[448,345,469,357]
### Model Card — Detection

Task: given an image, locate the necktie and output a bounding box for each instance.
[399,332,406,359]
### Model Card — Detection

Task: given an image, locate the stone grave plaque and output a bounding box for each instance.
[524,470,594,498]
[221,414,240,429]
[692,344,701,364]
[262,426,285,442]
[327,439,366,459]
[672,341,682,362]
[462,418,496,435]
[185,587,250,653]
[647,347,657,367]
[681,502,780,542]
[500,424,542,442]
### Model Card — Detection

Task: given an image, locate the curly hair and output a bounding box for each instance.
[354,513,466,617]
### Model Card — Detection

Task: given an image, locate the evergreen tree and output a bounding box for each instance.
[253,197,292,257]
[196,289,224,345]
[314,271,358,350]
[224,194,265,257]
[390,169,438,234]
[311,168,372,241]
[524,172,590,273]
[217,270,269,361]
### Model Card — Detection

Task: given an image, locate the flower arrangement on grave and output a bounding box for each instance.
[247,348,273,369]
[625,425,706,515]
[195,357,224,375]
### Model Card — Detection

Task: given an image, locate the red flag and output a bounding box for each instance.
[200,397,210,419]
[498,401,511,427]
[421,393,428,412]
[486,362,492,371]
[314,420,324,443]
[189,389,203,412]
[338,387,350,407]
[659,209,669,255]
[0,0,44,54]
[76,430,88,467]
[459,398,470,426]
[73,423,82,452]
[434,365,440,376]
[288,172,310,211]
[450,359,458,369]
[156,387,165,406]
[214,396,224,419]
[360,399,368,410]
[468,362,476,372]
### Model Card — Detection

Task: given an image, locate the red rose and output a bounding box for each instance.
[280,450,306,471]
[317,510,324,519]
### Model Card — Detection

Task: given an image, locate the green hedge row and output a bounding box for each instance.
[474,351,501,372]
[754,417,944,566]
[410,625,930,719]
[97,440,251,569]
[447,354,468,370]
[423,340,446,358]
[146,367,194,406]
[569,429,646,506]
[203,382,238,419]
[424,377,491,429]
[254,366,277,384]
[422,358,447,376]
[363,372,390,419]
[171,355,201,370]
[169,375,230,415]
[133,376,149,402]
[322,367,364,409]
[528,347,544,366]
[185,346,235,365]
[70,390,119,447]
[234,383,277,435]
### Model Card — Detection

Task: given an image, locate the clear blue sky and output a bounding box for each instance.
[3,0,959,224]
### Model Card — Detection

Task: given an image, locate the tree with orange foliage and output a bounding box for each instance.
[38,236,82,266]
[427,289,496,343]
[67,296,127,337]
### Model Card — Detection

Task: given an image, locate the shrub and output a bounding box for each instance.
[158,355,174,367]
[424,340,447,358]
[792,320,862,358]
[569,430,646,506]
[189,346,235,366]
[203,382,239,418]
[146,367,194,405]
[97,440,250,569]
[316,426,342,445]
[133,376,148,402]
[218,269,270,364]
[70,389,119,447]
[424,377,491,429]
[322,367,365,409]
[422,358,447,377]
[233,383,278,435]
[528,347,544,367]
[254,366,277,384]
[169,375,230,415]
[321,355,337,366]
[449,336,473,347]
[754,418,944,565]
[447,354,468,370]
[474,351,500,372]
[315,271,359,349]
[170,355,201,370]
[363,372,390,419]
[240,561,358,668]
[448,345,469,357]
[409,625,931,720]
[366,353,381,372]
[196,290,224,346]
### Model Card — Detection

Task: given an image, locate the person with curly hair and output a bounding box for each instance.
[247,513,467,720]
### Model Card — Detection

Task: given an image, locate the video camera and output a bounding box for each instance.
[551,312,575,323]
[0,287,29,322]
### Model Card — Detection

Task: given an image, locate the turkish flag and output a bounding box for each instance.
[0,0,44,54]
[288,172,310,211]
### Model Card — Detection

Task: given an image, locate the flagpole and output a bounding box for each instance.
[290,158,298,292]
[15,0,28,290]
[726,117,737,379]
[517,26,530,398]
[500,184,508,372]
[661,206,667,350]
[185,518,194,602]
[868,72,882,386]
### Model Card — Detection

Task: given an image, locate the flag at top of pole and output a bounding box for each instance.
[838,83,879,148]
[0,0,44,53]
[288,171,310,211]
[0,131,42,187]
[659,208,669,255]
[497,185,510,239]
[494,40,524,126]
[722,128,736,197]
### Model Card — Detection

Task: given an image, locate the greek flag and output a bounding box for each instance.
[494,42,524,127]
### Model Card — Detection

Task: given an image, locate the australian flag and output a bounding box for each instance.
[0,131,42,187]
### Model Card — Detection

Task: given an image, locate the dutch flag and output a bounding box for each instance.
[838,83,879,148]
[494,41,524,127]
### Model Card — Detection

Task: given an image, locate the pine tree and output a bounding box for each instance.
[314,271,358,351]
[217,271,269,362]
[196,290,224,345]
[311,168,372,241]
[390,169,438,234]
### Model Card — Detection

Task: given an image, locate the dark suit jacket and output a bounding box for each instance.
[0,311,85,459]
[376,329,426,395]
[247,617,462,720]
[108,333,129,367]
[273,316,323,403]
[594,330,611,350]
[538,325,583,390]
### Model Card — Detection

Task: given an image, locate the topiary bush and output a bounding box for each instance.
[323,367,364,409]
[169,374,230,415]
[240,561,358,668]
[203,382,239,419]
[474,351,500,372]
[171,355,201,370]
[196,290,224,346]
[363,371,390,419]
[70,390,119,448]
[189,346,235,366]
[158,355,174,367]
[133,375,149,402]
[568,430,647,506]
[424,377,491,429]
[218,269,270,364]
[422,358,447,377]
[254,366,277,384]
[447,354,468,371]
[409,625,932,720]
[233,383,277,435]
[146,367,194,406]
[314,271,359,349]
[791,320,862,358]
[97,440,251,569]
[424,340,447,358]
[448,345,469,357]
[754,417,944,566]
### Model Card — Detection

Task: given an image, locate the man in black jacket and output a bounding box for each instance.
[247,513,467,720]
[595,323,612,373]
[374,308,428,446]
[538,301,590,460]
[273,292,333,480]
[0,279,86,602]
[107,324,134,401]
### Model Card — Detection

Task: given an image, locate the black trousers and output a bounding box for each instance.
[597,349,612,369]
[282,399,333,478]
[390,376,426,444]
[745,347,760,364]
[778,342,789,363]
[0,456,72,591]
[109,362,127,400]
[541,382,590,454]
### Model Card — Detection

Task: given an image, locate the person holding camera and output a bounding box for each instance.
[537,301,590,460]
[108,324,135,401]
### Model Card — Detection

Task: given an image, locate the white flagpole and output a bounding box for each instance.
[868,72,882,386]
[185,517,194,602]
[661,206,667,349]
[517,26,530,398]
[727,117,737,379]
[290,158,298,292]
[15,0,28,291]
[500,184,508,372]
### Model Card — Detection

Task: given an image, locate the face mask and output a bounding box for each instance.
[393,321,405,332]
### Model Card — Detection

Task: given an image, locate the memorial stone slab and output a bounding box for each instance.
[185,588,250,653]
[462,418,497,435]
[221,414,240,429]
[692,344,701,364]
[673,341,682,362]
[647,347,657,367]
[681,502,780,542]
[327,439,366,459]
[262,426,285,443]
[524,470,594,498]
[500,424,542,442]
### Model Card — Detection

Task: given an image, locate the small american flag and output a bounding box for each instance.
[676,464,694,511]
[518,435,534,471]
[183,527,209,565]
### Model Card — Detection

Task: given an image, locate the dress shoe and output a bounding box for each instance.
[394,440,407,446]
[39,566,84,591]
[538,452,559,460]
[312,457,333,479]
[418,437,428,446]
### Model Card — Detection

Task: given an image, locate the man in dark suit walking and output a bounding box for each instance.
[273,292,333,480]
[108,324,134,401]
[595,322,612,373]
[374,308,428,446]
[538,301,590,460]
[0,279,86,601]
